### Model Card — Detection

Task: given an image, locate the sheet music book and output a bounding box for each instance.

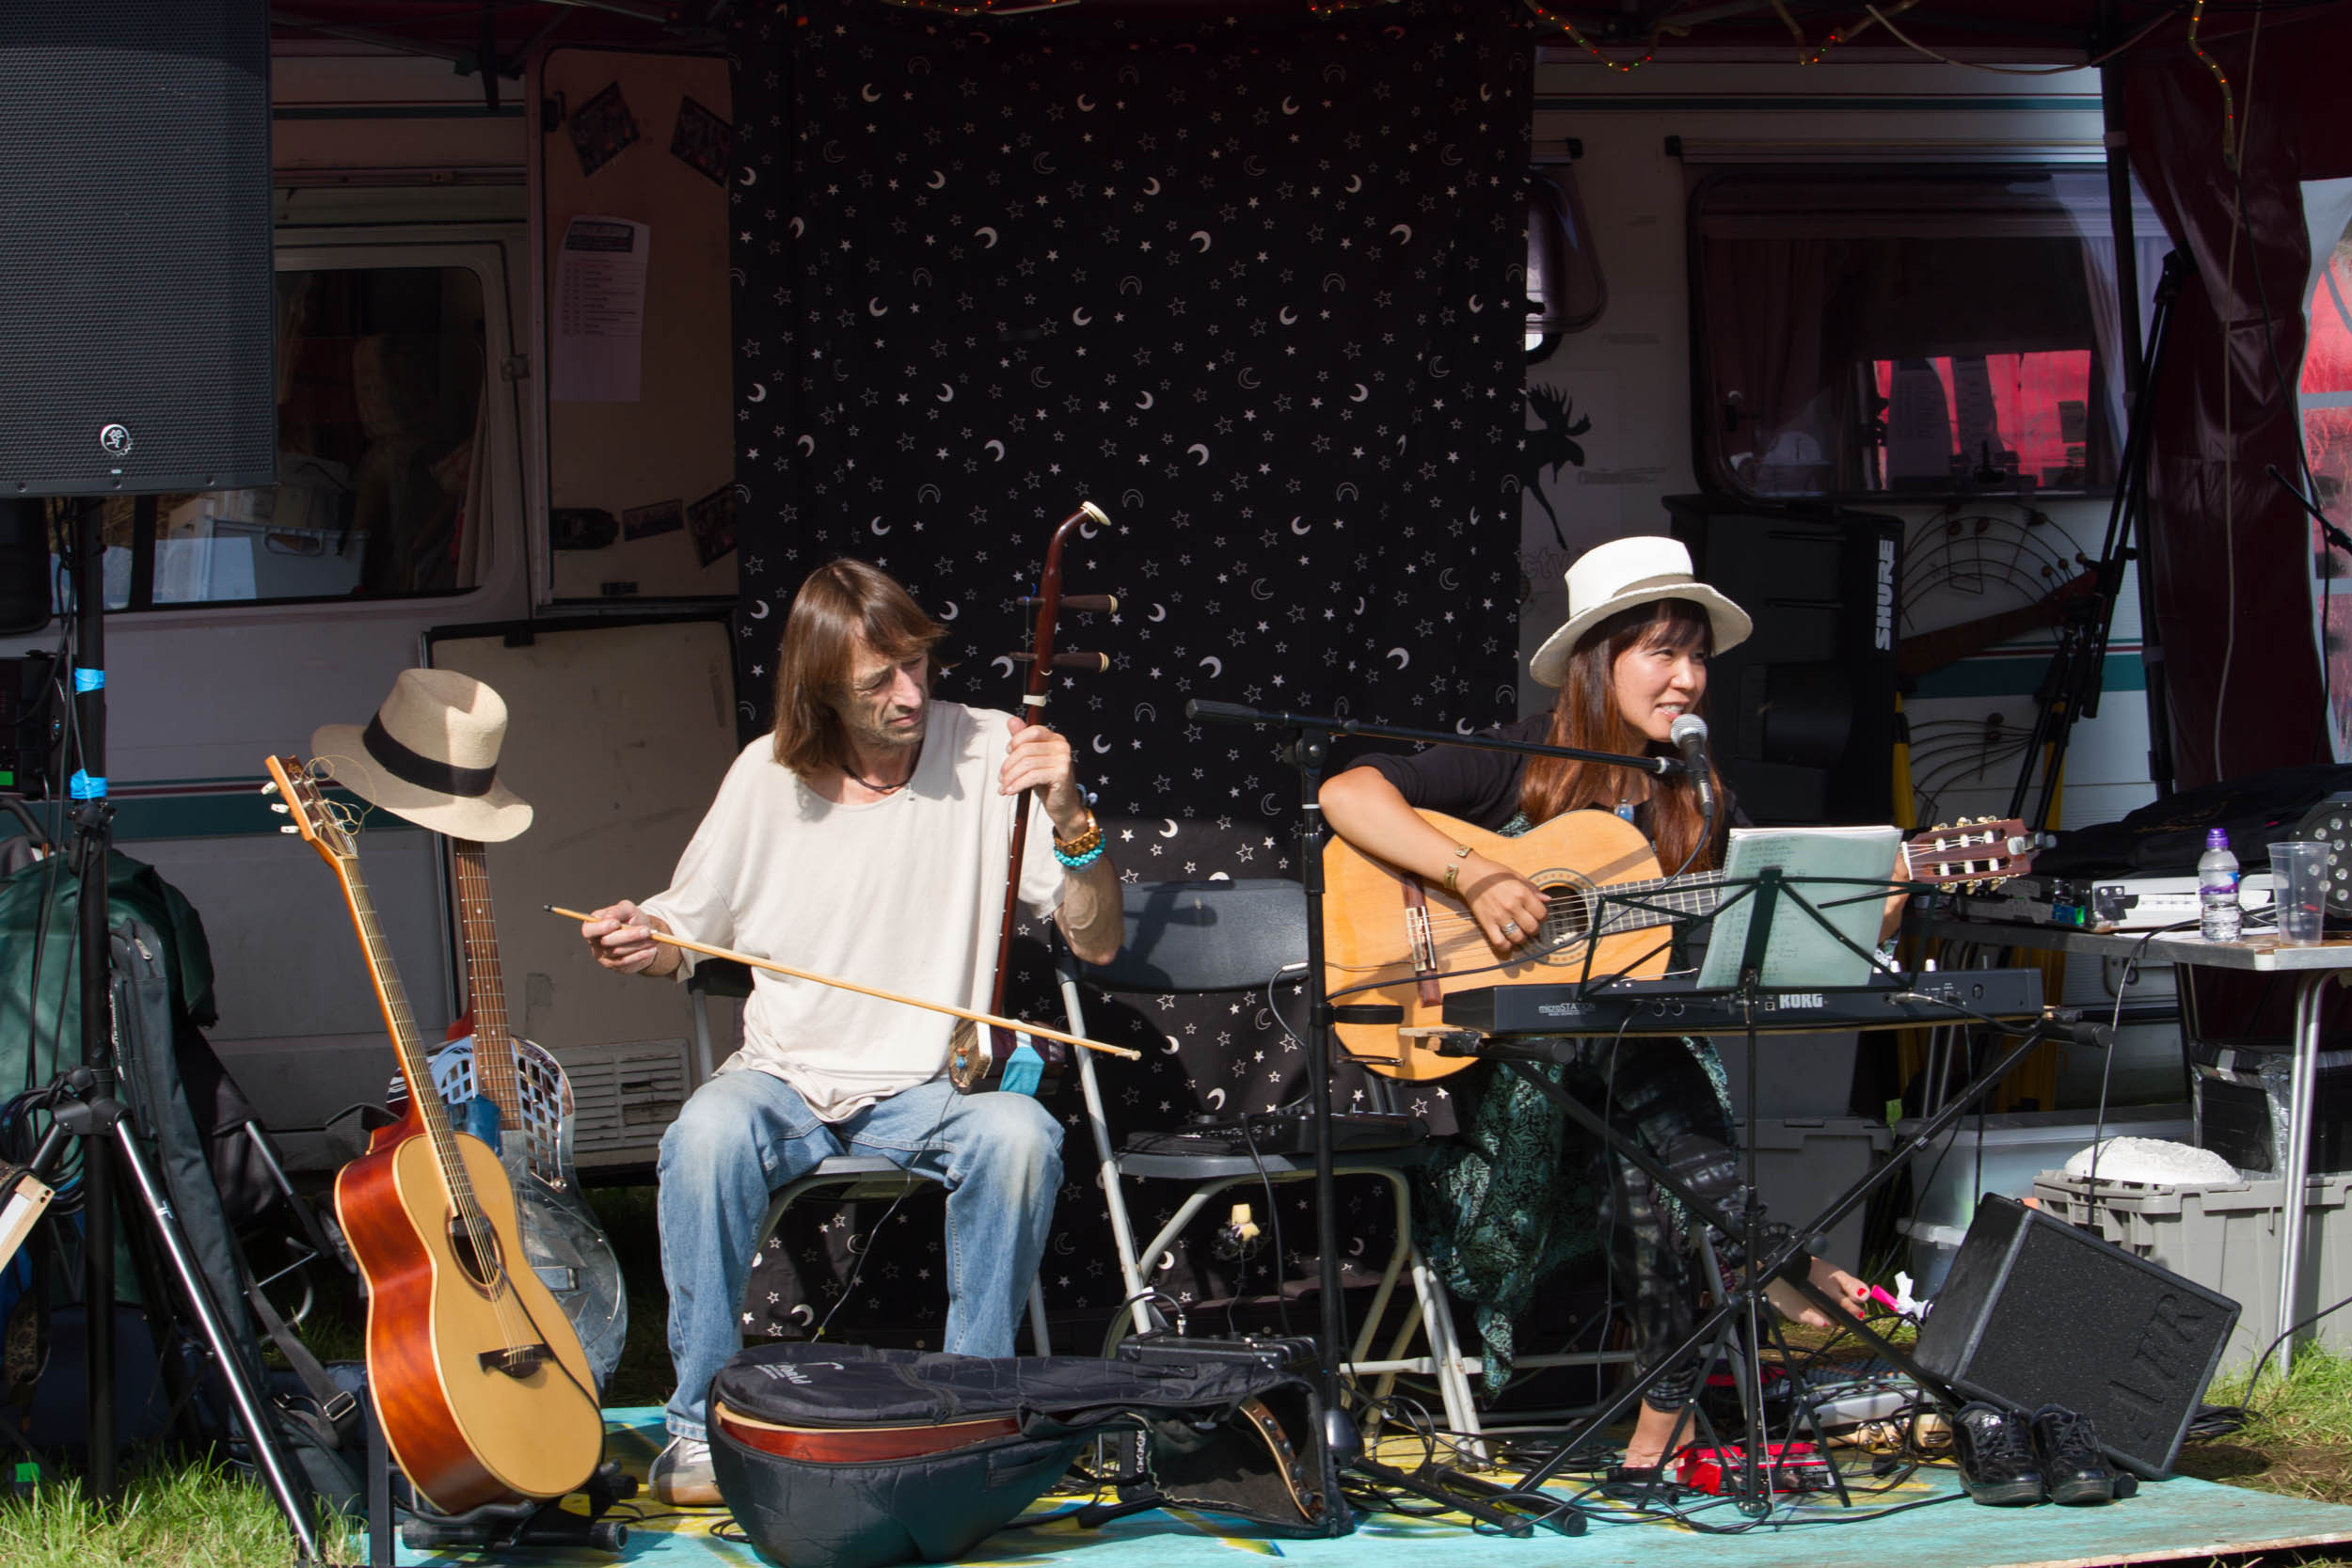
[1693,825,1904,990]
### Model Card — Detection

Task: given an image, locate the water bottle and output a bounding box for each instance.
[2198,827,2242,942]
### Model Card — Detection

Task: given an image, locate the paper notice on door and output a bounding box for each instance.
[552,216,650,403]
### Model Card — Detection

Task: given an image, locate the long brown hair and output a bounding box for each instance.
[770,559,944,778]
[1518,597,1726,874]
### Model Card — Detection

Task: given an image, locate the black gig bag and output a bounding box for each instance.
[707,1340,1343,1568]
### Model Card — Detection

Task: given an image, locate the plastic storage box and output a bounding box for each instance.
[1896,1105,2192,1296]
[1734,1117,1891,1273]
[2030,1170,2352,1369]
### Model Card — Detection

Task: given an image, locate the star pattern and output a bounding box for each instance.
[729,0,1527,1338]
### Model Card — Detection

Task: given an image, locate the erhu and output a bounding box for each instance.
[946,499,1117,1094]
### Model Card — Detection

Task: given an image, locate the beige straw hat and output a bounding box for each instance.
[1527,534,1753,689]
[310,668,533,843]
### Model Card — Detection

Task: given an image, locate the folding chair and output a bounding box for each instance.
[1052,879,1486,1441]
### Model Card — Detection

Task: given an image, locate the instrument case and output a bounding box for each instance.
[707,1339,1343,1568]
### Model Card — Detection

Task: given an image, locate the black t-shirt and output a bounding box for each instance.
[1343,713,1746,844]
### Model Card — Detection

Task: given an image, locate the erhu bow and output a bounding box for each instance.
[946,499,1116,1093]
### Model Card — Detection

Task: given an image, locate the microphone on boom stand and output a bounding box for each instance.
[1669,713,1715,845]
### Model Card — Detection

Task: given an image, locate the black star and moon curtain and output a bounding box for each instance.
[727,0,1529,1336]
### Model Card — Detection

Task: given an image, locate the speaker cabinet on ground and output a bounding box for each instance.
[1915,1196,2238,1478]
[1665,495,1902,825]
[0,4,274,496]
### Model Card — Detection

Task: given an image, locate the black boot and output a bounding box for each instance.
[2029,1404,2120,1506]
[1952,1402,2044,1506]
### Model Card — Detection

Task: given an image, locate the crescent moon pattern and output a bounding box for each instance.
[722,14,1522,1183]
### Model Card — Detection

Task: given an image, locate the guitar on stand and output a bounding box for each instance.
[265,754,604,1514]
[392,839,629,1393]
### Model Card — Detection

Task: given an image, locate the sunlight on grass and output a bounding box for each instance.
[0,1457,350,1568]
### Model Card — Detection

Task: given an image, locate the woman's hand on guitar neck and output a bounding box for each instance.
[581,900,679,976]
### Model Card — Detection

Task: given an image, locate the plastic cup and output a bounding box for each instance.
[2270,840,2331,945]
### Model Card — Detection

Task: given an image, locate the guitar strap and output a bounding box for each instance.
[243,1268,359,1448]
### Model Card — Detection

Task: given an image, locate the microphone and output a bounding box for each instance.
[1669,713,1715,817]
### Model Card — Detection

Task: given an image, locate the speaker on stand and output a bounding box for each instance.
[0,2,276,495]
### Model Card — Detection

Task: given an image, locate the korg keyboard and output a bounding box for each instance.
[1440,969,2045,1037]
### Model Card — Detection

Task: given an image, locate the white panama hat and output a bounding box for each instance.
[1526,534,1753,689]
[310,668,533,843]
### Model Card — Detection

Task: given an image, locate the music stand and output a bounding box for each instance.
[1456,863,2075,1524]
[1184,697,1697,1535]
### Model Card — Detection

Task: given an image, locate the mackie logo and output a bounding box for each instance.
[1874,537,1896,651]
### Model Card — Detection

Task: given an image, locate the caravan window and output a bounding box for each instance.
[52,264,491,610]
[1692,166,2163,501]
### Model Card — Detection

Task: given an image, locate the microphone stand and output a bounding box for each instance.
[1185,698,1692,1535]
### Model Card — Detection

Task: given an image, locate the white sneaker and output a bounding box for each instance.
[651,1433,720,1507]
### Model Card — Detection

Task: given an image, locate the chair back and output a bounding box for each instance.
[1070,879,1307,994]
[688,957,755,1000]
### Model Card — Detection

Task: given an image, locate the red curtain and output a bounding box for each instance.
[2122,10,2352,787]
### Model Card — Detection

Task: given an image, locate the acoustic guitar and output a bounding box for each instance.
[1324,809,2040,1081]
[264,754,604,1513]
[394,840,629,1392]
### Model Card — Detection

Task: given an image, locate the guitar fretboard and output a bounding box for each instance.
[340,859,483,1218]
[1578,869,1730,938]
[453,841,524,1133]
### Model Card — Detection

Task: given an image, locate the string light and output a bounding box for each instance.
[2185,0,2238,169]
[1519,0,1668,72]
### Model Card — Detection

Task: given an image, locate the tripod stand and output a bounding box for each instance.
[1185,697,1699,1535]
[7,501,328,1559]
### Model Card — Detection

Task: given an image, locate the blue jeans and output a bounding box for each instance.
[655,1069,1064,1439]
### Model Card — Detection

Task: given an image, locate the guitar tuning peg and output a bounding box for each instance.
[279,824,300,834]
[260,780,278,796]
[269,802,288,815]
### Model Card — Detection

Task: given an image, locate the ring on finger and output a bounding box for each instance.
[1502,920,1521,938]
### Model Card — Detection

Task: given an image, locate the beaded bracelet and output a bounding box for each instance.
[1053,811,1105,870]
[1055,838,1107,871]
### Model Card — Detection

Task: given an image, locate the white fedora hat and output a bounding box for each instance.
[310,668,533,843]
[1527,534,1752,689]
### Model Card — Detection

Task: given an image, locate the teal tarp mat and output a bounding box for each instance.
[392,1408,2352,1568]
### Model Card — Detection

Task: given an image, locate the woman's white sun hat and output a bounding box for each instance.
[1527,534,1753,689]
[310,668,533,842]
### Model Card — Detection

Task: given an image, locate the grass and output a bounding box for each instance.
[15,1188,2352,1565]
[0,1455,350,1568]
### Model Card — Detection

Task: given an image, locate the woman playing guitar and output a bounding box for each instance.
[1318,534,1880,1485]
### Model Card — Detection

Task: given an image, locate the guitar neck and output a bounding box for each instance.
[452,839,525,1131]
[1586,866,1729,939]
[332,854,480,1208]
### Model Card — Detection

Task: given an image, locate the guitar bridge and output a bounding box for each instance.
[1397,1026,1484,1058]
[481,1343,554,1379]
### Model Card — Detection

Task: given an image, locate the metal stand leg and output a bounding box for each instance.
[2275,972,2339,1379]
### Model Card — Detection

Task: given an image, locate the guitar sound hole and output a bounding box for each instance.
[1538,882,1595,951]
[446,1215,505,1291]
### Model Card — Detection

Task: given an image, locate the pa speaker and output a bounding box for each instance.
[0,4,274,496]
[1915,1195,2237,1478]
[1665,495,1901,825]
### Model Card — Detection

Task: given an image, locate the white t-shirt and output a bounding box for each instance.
[642,701,1065,1120]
